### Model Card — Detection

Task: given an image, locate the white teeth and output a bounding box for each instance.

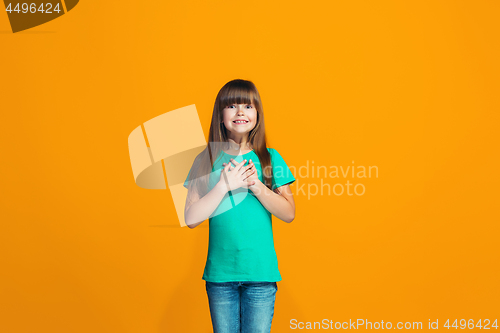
[234,121,247,124]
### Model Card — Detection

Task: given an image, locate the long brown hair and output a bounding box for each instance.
[186,79,274,198]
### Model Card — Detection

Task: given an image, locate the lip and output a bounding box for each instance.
[233,120,249,125]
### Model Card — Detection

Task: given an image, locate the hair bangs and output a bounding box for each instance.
[220,83,257,108]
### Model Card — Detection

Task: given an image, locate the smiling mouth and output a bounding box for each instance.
[233,120,249,124]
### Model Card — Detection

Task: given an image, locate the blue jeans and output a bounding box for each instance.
[205,281,278,333]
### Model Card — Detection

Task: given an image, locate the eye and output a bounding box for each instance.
[226,105,236,109]
[245,105,253,109]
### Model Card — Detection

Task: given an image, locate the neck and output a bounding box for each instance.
[226,139,251,151]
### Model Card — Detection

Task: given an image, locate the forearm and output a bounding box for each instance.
[185,182,227,228]
[250,180,294,222]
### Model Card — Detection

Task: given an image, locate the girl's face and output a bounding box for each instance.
[222,103,257,136]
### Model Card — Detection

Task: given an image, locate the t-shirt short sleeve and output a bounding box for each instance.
[270,148,296,190]
[183,165,193,189]
[183,170,191,188]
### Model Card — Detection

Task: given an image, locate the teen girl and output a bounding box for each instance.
[183,79,296,333]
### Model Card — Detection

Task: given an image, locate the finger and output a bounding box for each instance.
[223,162,234,170]
[228,159,237,166]
[229,158,247,167]
[243,163,254,173]
[242,170,251,180]
[238,160,249,174]
[228,158,244,167]
[242,169,256,180]
[230,158,247,172]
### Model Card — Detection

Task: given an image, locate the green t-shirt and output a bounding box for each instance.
[183,148,296,282]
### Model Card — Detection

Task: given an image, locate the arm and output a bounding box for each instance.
[185,159,254,228]
[250,180,296,223]
[184,181,228,229]
[225,156,295,223]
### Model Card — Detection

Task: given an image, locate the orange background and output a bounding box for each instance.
[1,1,499,332]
